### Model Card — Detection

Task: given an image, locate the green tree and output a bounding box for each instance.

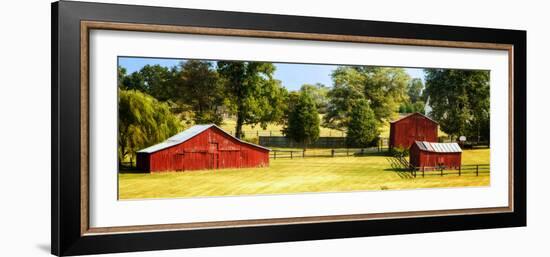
[399,101,425,114]
[284,91,320,148]
[300,83,330,113]
[217,61,287,138]
[138,64,176,101]
[120,70,146,92]
[412,101,426,114]
[346,100,378,147]
[424,69,490,141]
[399,78,426,114]
[407,78,424,103]
[325,67,409,129]
[118,64,176,101]
[118,89,181,166]
[175,60,225,124]
[117,66,127,88]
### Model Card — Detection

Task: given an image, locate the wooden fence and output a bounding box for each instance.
[410,164,490,177]
[269,148,382,159]
[386,155,489,178]
[261,136,347,148]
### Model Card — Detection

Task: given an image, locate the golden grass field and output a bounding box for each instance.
[118,149,489,200]
[218,115,448,139]
[219,115,346,137]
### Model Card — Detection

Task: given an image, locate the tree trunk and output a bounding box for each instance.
[235,111,244,139]
[119,145,125,167]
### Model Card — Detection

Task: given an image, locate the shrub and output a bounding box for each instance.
[391,146,409,157]
[241,137,259,145]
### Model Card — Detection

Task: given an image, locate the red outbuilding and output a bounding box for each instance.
[409,141,462,169]
[389,112,438,150]
[136,124,270,172]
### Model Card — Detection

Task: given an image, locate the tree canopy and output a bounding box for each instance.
[423,69,490,141]
[325,66,409,130]
[119,64,176,101]
[346,99,378,148]
[174,60,225,124]
[217,61,287,138]
[118,89,182,165]
[407,78,424,103]
[284,91,320,148]
[300,83,330,114]
[399,78,426,114]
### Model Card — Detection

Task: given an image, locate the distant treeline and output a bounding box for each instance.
[118,59,490,164]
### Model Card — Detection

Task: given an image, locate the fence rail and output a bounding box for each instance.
[260,136,388,149]
[269,147,384,159]
[411,164,490,177]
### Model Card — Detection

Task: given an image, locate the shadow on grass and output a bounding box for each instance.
[383,168,415,179]
[352,151,392,157]
[118,165,148,174]
[384,157,415,179]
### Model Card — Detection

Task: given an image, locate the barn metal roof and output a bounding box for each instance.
[414,141,462,153]
[137,124,271,154]
[390,112,439,124]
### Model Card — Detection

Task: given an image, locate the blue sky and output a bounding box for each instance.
[118,57,425,91]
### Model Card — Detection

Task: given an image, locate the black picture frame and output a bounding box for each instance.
[51,1,526,256]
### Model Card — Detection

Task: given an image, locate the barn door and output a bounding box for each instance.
[209,143,219,169]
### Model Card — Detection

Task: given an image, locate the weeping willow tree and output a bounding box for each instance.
[118,89,182,166]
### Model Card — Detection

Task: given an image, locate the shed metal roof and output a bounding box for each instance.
[137,124,271,154]
[414,141,462,153]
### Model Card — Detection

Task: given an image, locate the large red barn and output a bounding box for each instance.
[389,112,438,150]
[136,124,270,172]
[409,141,462,169]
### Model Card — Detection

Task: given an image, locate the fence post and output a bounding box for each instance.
[346,148,349,156]
[459,165,461,176]
[476,165,479,176]
[274,151,277,160]
[290,151,293,159]
[303,149,306,158]
[441,168,443,176]
[422,166,425,177]
[331,149,335,157]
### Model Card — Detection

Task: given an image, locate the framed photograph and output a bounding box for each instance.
[52,1,526,256]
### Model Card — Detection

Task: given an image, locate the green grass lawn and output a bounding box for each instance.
[118,149,490,200]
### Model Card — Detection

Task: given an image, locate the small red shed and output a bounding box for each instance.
[409,141,462,169]
[389,112,438,150]
[136,124,270,172]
